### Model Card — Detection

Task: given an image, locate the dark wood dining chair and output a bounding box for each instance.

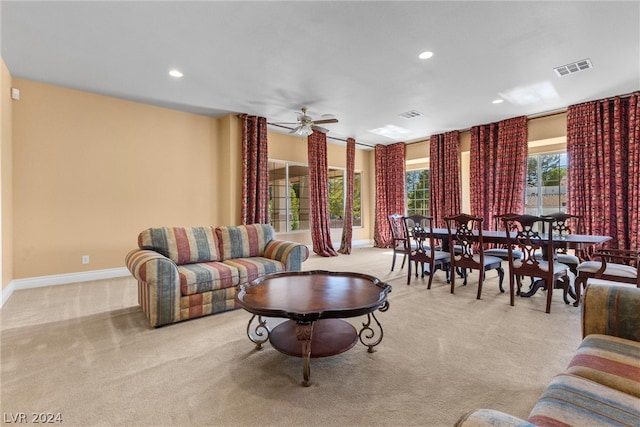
[387,213,409,271]
[502,214,571,313]
[402,215,450,287]
[444,213,504,299]
[483,213,523,263]
[483,213,523,292]
[541,212,583,276]
[538,212,583,303]
[573,248,640,306]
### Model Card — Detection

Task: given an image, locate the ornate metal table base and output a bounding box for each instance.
[244,306,388,386]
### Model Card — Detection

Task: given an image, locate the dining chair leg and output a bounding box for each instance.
[450,263,456,294]
[545,281,553,314]
[401,254,407,269]
[561,271,576,305]
[497,267,505,292]
[407,258,412,285]
[476,272,484,299]
[573,276,584,307]
[509,271,516,306]
[391,253,397,271]
[427,260,434,289]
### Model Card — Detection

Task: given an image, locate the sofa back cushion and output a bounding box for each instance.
[217,224,274,260]
[138,227,220,264]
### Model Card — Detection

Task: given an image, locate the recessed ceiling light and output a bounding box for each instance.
[169,69,183,78]
[492,99,504,104]
[418,51,434,60]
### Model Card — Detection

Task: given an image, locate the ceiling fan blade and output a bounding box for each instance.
[311,125,329,133]
[312,118,339,125]
[289,126,303,134]
[272,122,300,125]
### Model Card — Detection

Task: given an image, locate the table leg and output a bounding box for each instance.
[295,321,315,387]
[246,314,270,349]
[520,278,546,298]
[358,301,389,353]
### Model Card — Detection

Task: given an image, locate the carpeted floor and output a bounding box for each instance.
[1,247,583,426]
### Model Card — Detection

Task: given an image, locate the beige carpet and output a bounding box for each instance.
[1,247,583,426]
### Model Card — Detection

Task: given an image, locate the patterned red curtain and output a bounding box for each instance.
[338,138,356,254]
[470,116,527,229]
[308,131,338,257]
[567,93,640,251]
[429,131,461,228]
[373,142,406,248]
[240,114,269,225]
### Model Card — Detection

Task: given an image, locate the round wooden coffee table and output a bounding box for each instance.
[236,270,392,386]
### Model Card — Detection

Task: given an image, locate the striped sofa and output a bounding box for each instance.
[125,224,309,327]
[457,279,640,427]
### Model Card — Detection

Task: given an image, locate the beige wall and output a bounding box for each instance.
[1,58,14,290]
[12,79,220,278]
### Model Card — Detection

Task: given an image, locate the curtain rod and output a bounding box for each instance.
[265,122,376,148]
[249,90,639,149]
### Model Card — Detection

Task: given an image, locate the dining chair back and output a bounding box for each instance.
[444,213,504,299]
[542,211,583,270]
[537,212,583,303]
[402,215,450,288]
[573,248,640,306]
[483,213,523,261]
[502,214,570,313]
[387,213,409,271]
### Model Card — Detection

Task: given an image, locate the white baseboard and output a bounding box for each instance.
[0,243,374,307]
[332,239,372,248]
[1,267,131,308]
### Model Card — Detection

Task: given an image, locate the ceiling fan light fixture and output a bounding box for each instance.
[291,123,314,136]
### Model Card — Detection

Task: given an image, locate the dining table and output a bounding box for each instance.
[428,227,612,300]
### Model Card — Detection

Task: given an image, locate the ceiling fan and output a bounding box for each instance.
[274,107,339,136]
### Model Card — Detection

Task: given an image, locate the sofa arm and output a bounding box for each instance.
[582,280,640,342]
[455,409,534,427]
[125,249,181,327]
[264,240,310,271]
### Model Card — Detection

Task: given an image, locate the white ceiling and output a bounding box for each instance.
[2,1,639,147]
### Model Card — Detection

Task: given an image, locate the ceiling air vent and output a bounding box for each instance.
[399,110,423,119]
[554,59,593,77]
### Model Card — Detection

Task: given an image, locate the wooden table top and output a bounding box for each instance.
[236,270,392,322]
[429,228,611,248]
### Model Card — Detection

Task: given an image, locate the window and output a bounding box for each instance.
[268,161,362,232]
[328,168,362,229]
[406,169,430,216]
[525,152,568,216]
[268,161,310,232]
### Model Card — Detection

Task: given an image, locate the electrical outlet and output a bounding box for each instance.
[82,255,90,265]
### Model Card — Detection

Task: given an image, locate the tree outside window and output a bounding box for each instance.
[328,168,362,229]
[269,161,361,232]
[406,169,430,216]
[526,153,568,216]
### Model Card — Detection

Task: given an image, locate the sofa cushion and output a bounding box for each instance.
[222,257,284,284]
[566,334,640,398]
[217,224,274,260]
[527,373,640,427]
[177,262,238,296]
[139,227,220,264]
